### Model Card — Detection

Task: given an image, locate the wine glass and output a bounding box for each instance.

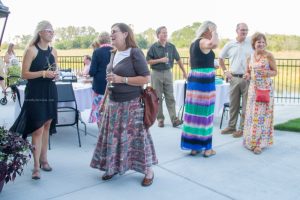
[165,52,169,66]
[106,71,114,88]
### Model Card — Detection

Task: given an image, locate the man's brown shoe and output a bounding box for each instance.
[232,130,243,138]
[221,127,236,135]
[172,118,183,127]
[158,120,164,128]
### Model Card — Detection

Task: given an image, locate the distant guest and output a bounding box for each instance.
[88,32,112,126]
[78,55,91,77]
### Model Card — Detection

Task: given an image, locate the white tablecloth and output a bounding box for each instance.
[174,80,230,117]
[14,82,93,119]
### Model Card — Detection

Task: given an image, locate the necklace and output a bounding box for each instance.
[254,53,263,62]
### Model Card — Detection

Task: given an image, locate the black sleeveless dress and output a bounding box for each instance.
[10,44,58,139]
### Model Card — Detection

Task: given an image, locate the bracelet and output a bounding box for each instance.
[42,70,46,78]
[125,77,128,84]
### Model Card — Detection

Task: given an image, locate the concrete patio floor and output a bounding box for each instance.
[0,98,300,200]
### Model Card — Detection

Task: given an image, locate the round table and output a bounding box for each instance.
[14,82,93,119]
[174,80,230,117]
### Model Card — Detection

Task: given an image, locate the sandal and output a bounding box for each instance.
[141,171,154,187]
[40,161,52,172]
[190,150,201,156]
[253,147,262,155]
[102,172,117,181]
[203,149,216,158]
[32,169,40,180]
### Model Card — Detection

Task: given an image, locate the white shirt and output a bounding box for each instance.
[113,48,131,68]
[219,37,253,74]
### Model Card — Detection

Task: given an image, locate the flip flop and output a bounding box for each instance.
[190,150,201,156]
[203,150,216,158]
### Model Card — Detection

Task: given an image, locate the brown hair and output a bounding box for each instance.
[251,32,267,49]
[111,23,137,49]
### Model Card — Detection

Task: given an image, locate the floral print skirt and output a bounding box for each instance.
[90,97,158,175]
[88,92,104,123]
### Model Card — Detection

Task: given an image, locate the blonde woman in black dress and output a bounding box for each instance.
[10,20,58,180]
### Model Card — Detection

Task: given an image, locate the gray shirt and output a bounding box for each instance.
[219,37,253,74]
[146,42,180,70]
[107,48,150,102]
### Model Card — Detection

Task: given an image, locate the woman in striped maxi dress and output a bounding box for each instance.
[181,21,219,157]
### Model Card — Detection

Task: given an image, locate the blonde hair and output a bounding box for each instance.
[91,40,100,49]
[194,21,216,41]
[28,20,53,47]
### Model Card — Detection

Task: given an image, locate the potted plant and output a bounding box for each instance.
[0,126,32,192]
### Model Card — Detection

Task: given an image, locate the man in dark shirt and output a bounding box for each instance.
[146,26,187,128]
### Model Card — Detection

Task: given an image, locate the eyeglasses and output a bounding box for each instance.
[111,30,121,34]
[43,29,54,34]
[240,29,249,32]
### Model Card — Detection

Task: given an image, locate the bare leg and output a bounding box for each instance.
[40,119,52,164]
[31,125,45,178]
[141,167,154,186]
[145,168,154,179]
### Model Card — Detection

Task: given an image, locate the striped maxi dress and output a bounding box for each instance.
[181,68,216,151]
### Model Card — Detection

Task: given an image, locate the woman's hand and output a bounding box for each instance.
[243,72,251,80]
[209,25,217,33]
[44,70,57,79]
[106,73,125,84]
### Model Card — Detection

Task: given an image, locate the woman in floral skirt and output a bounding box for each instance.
[90,23,157,187]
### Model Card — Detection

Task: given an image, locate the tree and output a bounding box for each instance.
[135,34,148,49]
[12,34,31,49]
[170,22,201,48]
[142,28,156,46]
[54,26,98,49]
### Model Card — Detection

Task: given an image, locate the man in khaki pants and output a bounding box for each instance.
[219,23,253,137]
[146,26,187,128]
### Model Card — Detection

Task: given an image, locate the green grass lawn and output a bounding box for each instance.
[274,118,300,133]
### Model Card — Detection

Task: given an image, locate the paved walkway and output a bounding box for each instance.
[0,99,300,200]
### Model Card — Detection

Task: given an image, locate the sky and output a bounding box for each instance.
[1,0,299,43]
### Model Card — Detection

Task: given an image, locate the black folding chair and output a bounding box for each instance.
[55,83,82,147]
[219,103,242,129]
[178,81,187,121]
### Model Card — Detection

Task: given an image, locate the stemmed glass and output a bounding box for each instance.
[165,52,169,66]
[46,57,60,81]
[106,71,114,88]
